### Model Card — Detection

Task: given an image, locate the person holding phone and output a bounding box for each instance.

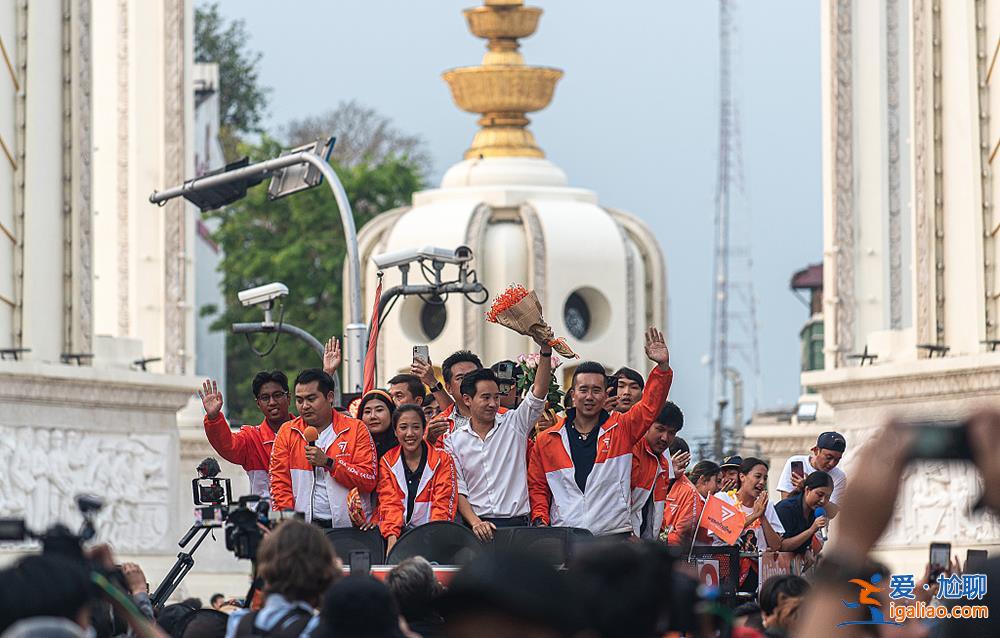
[776,431,848,517]
[412,350,483,447]
[377,405,458,554]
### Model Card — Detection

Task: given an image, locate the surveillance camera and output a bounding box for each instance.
[372,248,424,270]
[238,282,289,307]
[418,245,474,265]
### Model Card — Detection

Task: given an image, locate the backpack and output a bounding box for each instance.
[233,607,314,638]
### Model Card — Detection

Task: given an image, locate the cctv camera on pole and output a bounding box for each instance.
[149,137,367,393]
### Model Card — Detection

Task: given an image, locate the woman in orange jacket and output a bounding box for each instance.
[377,404,458,554]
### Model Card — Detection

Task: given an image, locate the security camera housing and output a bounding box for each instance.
[238,282,289,307]
[372,245,474,270]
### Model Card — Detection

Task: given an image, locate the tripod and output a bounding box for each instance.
[150,523,216,610]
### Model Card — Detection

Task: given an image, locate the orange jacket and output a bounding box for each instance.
[269,411,377,525]
[203,414,278,498]
[661,473,700,546]
[528,366,673,535]
[376,444,457,539]
[629,438,674,538]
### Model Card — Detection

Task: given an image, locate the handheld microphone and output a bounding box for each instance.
[814,506,829,541]
[304,426,319,447]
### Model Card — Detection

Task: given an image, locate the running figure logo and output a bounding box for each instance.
[838,574,902,627]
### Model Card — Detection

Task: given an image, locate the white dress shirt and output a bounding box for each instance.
[311,425,335,519]
[445,391,546,519]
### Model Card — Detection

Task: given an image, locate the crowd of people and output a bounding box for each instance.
[1,323,998,637]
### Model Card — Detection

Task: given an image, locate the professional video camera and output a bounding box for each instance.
[152,457,296,610]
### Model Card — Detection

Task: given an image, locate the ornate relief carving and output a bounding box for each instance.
[463,203,493,356]
[832,0,856,365]
[163,0,186,374]
[912,0,934,349]
[74,0,93,355]
[886,0,903,329]
[517,203,547,307]
[0,426,172,552]
[117,0,130,335]
[877,462,1000,548]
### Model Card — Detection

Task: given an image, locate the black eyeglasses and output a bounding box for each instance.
[256,391,289,403]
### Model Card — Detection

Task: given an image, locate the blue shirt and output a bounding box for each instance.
[224,593,320,638]
[774,493,816,554]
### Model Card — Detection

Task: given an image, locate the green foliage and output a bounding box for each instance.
[195,2,270,157]
[208,136,423,423]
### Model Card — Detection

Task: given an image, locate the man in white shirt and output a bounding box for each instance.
[776,431,848,516]
[445,336,553,541]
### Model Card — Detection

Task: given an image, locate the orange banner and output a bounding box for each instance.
[699,494,746,545]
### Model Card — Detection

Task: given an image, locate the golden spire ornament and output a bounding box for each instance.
[442,0,563,159]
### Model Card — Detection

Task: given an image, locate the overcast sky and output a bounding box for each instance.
[214,0,822,443]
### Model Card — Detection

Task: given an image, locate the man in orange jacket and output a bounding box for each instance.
[200,372,292,498]
[528,327,673,536]
[199,337,343,499]
[269,369,378,527]
[629,401,685,538]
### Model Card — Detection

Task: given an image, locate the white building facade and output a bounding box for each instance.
[0,0,249,601]
[746,0,1000,573]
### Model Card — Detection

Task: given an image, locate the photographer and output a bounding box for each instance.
[0,554,94,635]
[225,519,341,638]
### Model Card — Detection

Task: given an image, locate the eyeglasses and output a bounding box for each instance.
[256,391,289,403]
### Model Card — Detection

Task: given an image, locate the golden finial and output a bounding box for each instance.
[442,0,563,159]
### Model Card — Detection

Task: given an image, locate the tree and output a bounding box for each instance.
[284,100,433,178]
[208,136,424,424]
[195,2,270,159]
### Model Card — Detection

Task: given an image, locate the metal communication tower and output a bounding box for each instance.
[706,0,761,460]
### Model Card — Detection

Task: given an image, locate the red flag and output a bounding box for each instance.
[699,494,746,545]
[362,277,382,394]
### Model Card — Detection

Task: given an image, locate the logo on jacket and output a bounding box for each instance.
[601,437,611,452]
[338,441,348,454]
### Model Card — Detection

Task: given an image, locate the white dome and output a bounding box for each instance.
[441,157,568,189]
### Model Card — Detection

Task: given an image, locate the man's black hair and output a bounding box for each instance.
[252,370,289,398]
[732,601,764,630]
[0,554,94,633]
[293,369,335,396]
[460,368,499,398]
[758,575,810,615]
[571,361,608,387]
[210,593,224,605]
[442,350,483,383]
[668,436,689,456]
[613,367,645,390]
[176,609,229,638]
[656,401,684,431]
[387,373,426,401]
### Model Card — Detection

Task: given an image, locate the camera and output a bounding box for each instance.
[372,245,474,270]
[494,361,517,394]
[237,282,289,308]
[192,457,234,526]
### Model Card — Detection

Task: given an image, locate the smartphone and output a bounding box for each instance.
[349,550,371,576]
[790,460,805,481]
[929,542,951,579]
[907,421,972,461]
[966,549,988,573]
[412,345,429,364]
[606,376,618,396]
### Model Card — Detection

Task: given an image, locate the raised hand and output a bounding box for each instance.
[426,414,451,445]
[644,327,670,368]
[323,337,342,375]
[411,357,437,388]
[671,450,691,475]
[751,491,768,518]
[198,379,223,419]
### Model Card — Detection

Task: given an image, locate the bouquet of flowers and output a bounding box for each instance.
[486,284,579,359]
[516,351,565,408]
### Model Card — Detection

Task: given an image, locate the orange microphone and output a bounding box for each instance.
[303,426,319,446]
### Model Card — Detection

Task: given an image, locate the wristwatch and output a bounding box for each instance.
[325,456,334,470]
[431,382,444,393]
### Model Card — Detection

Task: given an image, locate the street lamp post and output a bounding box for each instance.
[149,144,366,393]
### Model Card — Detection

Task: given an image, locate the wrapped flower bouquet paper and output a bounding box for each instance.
[485,284,579,359]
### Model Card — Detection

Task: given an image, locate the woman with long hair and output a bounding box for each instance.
[774,470,833,554]
[712,457,784,593]
[377,405,458,554]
